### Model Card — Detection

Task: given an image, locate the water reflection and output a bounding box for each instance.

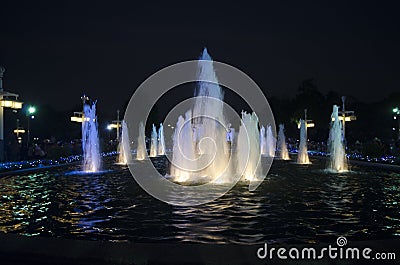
[0,157,399,244]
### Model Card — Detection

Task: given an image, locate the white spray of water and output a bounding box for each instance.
[327,105,348,172]
[149,124,158,157]
[136,121,147,160]
[297,119,310,164]
[117,120,131,164]
[265,125,276,157]
[170,48,230,183]
[82,102,101,172]
[158,123,165,155]
[277,124,290,160]
[170,111,197,182]
[236,112,262,182]
[260,126,267,155]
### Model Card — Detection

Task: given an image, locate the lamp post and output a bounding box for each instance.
[332,96,356,143]
[0,66,23,161]
[297,109,315,129]
[14,119,25,144]
[106,110,122,141]
[70,95,90,123]
[26,105,36,148]
[393,107,400,140]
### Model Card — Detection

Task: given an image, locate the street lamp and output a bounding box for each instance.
[70,94,92,123]
[26,105,36,148]
[0,66,24,161]
[14,119,25,144]
[297,109,315,129]
[106,110,122,141]
[71,112,85,123]
[331,97,356,141]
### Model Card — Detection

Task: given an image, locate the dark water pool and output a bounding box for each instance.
[0,156,399,245]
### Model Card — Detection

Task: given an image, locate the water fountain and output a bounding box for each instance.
[136,121,147,160]
[158,123,165,155]
[117,120,131,165]
[297,119,310,164]
[265,125,276,157]
[236,112,262,181]
[170,48,230,183]
[277,124,290,160]
[260,126,267,155]
[327,105,348,172]
[149,124,158,157]
[82,101,101,172]
[170,111,197,182]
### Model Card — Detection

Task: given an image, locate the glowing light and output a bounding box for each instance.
[332,116,356,122]
[0,99,23,109]
[297,121,315,129]
[28,106,36,114]
[107,123,120,129]
[393,107,399,113]
[13,129,25,134]
[70,112,89,123]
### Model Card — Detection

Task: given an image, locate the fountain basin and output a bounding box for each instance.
[0,156,399,245]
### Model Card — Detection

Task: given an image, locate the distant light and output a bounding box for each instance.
[395,116,397,120]
[1,99,23,109]
[28,106,36,114]
[31,115,35,119]
[393,107,399,113]
[393,128,396,131]
[107,123,119,129]
[13,129,26,134]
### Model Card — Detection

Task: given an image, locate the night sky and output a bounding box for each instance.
[1,1,399,122]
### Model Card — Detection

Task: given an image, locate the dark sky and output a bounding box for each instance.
[1,1,399,122]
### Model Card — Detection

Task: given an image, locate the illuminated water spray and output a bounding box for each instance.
[170,48,229,183]
[327,105,348,172]
[136,121,146,160]
[82,101,101,172]
[117,120,131,164]
[277,124,290,160]
[236,112,262,181]
[297,119,310,164]
[158,123,165,155]
[149,124,158,157]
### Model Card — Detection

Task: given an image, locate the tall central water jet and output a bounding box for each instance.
[327,105,348,172]
[297,119,310,164]
[170,48,229,182]
[82,101,101,172]
[277,124,290,160]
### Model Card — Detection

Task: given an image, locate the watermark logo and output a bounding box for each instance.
[336,236,347,247]
[257,236,396,261]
